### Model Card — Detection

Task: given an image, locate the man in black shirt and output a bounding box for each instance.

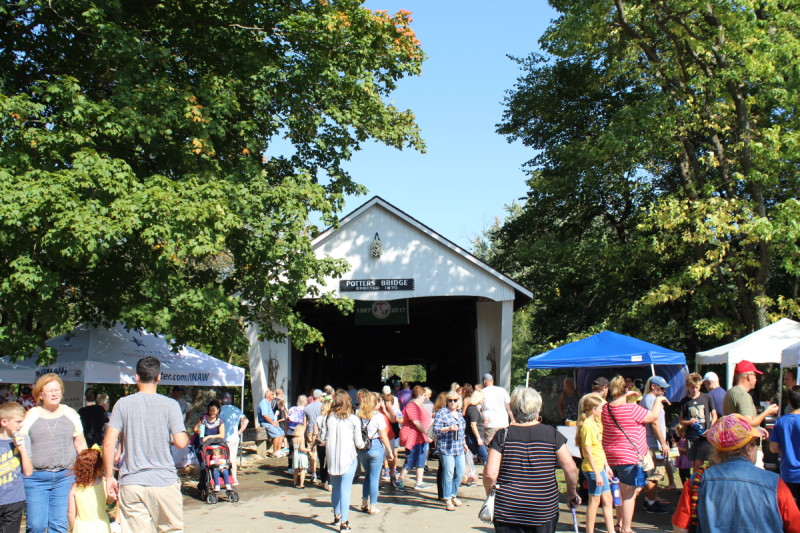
[78,387,109,447]
[679,373,718,471]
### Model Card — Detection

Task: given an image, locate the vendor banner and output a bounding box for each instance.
[354,299,409,326]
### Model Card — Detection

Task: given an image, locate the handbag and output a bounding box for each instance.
[478,428,507,523]
[478,485,496,523]
[605,403,647,485]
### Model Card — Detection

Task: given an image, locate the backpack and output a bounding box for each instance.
[360,418,372,451]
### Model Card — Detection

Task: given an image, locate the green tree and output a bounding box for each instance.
[0,1,424,361]
[493,0,800,356]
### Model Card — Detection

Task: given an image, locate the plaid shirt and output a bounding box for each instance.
[433,408,466,456]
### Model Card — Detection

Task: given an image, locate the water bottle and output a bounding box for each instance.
[610,477,622,507]
[199,424,206,438]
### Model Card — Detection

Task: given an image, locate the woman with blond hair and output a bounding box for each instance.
[21,373,88,533]
[601,375,667,533]
[319,390,365,532]
[434,389,467,511]
[356,392,393,514]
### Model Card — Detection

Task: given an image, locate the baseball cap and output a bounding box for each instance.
[482,373,494,381]
[381,385,391,395]
[221,392,233,404]
[312,389,324,398]
[706,414,767,451]
[702,371,719,382]
[650,376,671,389]
[734,360,763,375]
[592,376,609,387]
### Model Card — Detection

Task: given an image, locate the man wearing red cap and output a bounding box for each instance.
[723,360,779,425]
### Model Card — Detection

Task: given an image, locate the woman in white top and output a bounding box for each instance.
[21,373,88,533]
[319,390,365,532]
[357,392,394,515]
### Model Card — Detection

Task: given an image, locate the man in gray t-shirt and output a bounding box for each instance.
[104,357,189,532]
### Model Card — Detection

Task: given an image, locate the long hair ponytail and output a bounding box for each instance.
[575,393,606,448]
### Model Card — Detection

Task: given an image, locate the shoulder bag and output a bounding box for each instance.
[359,418,372,451]
[605,404,647,486]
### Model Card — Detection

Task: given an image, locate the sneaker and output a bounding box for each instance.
[414,482,430,490]
[214,485,220,492]
[643,501,671,514]
[225,484,232,491]
[393,480,407,492]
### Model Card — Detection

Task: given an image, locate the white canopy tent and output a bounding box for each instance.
[696,318,800,389]
[781,340,800,383]
[13,323,246,409]
[0,357,37,384]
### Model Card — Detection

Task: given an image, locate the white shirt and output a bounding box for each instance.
[482,385,510,429]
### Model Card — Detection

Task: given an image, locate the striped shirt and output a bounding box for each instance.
[490,424,566,527]
[601,402,648,466]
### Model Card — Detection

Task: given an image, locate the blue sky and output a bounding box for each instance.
[338,0,558,249]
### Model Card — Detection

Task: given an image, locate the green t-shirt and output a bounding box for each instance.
[723,385,757,417]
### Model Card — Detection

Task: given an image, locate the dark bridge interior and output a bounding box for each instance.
[291,296,478,396]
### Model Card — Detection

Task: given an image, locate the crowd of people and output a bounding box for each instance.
[5,357,800,532]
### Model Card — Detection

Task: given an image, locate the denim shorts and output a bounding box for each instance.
[613,463,646,488]
[586,469,611,496]
[404,442,429,469]
[262,422,285,438]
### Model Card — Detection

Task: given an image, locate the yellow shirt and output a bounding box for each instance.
[579,416,605,472]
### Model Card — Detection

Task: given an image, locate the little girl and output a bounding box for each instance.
[68,447,113,533]
[576,394,615,533]
[209,447,233,492]
[292,422,310,488]
[675,424,692,484]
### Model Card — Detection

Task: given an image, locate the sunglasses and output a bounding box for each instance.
[447,399,459,403]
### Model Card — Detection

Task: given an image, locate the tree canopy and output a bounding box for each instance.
[489,0,800,361]
[0,0,424,361]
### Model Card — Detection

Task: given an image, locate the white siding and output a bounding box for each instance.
[313,204,516,302]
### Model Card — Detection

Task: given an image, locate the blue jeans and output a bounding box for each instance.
[440,453,464,500]
[211,468,232,487]
[358,440,384,505]
[465,435,488,464]
[404,442,429,470]
[24,469,74,533]
[331,458,358,521]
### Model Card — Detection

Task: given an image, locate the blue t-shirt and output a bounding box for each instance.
[0,438,25,505]
[708,387,726,417]
[257,399,276,426]
[770,413,800,483]
[220,405,245,439]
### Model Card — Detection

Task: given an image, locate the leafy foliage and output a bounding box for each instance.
[0,0,424,361]
[489,0,800,362]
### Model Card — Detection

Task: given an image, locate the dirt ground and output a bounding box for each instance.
[180,448,678,533]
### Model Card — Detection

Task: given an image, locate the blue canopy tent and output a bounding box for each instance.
[526,330,689,402]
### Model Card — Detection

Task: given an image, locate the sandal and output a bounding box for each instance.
[368,506,381,515]
[445,499,456,511]
[361,498,369,513]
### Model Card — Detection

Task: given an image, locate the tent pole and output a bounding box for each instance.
[650,363,656,377]
[525,370,530,388]
[239,381,246,469]
[779,367,784,414]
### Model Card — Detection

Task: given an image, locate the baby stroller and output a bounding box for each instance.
[198,438,240,504]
